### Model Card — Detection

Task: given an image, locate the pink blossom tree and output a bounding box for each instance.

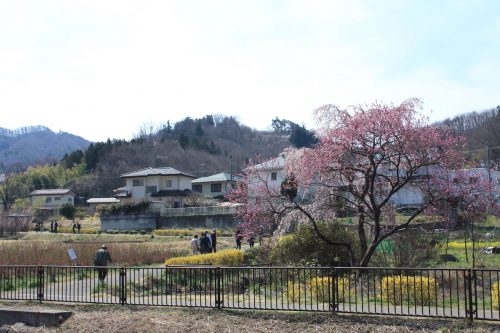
[229,99,496,267]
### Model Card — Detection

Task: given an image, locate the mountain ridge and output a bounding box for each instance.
[0,126,90,172]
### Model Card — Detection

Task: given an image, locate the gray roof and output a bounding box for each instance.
[30,189,74,196]
[87,198,120,204]
[251,154,286,171]
[120,167,196,179]
[192,172,241,184]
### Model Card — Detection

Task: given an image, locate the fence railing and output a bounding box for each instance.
[1,265,499,321]
[160,206,237,217]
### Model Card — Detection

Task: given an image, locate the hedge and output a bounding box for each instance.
[381,275,437,305]
[165,249,244,266]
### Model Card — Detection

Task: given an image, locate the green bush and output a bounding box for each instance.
[59,204,76,220]
[270,222,358,266]
[97,200,150,215]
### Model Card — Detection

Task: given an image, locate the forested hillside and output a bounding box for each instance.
[440,106,500,164]
[0,126,90,172]
[62,115,291,198]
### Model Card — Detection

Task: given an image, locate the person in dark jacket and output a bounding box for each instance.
[94,245,112,283]
[235,230,243,250]
[200,232,212,254]
[210,228,217,253]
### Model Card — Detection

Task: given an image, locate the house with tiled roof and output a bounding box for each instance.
[30,189,75,209]
[191,172,240,198]
[119,167,197,208]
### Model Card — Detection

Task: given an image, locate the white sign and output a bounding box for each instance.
[67,248,77,261]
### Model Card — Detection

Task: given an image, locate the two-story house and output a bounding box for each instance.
[191,172,240,199]
[119,167,196,208]
[30,189,75,210]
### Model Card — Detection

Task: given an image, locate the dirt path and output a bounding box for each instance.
[1,302,499,333]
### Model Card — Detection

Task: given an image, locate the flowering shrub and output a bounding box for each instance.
[154,229,206,236]
[165,249,244,266]
[287,276,352,303]
[492,281,500,310]
[381,275,437,305]
[446,241,500,249]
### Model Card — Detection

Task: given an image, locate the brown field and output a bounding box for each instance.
[0,302,499,332]
[0,234,235,266]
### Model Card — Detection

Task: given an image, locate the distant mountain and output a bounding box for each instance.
[0,126,90,172]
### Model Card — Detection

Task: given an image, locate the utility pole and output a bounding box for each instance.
[486,142,491,183]
[229,155,233,188]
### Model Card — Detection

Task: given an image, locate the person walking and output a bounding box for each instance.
[200,231,212,254]
[50,221,54,233]
[258,225,264,246]
[77,222,81,234]
[235,230,243,250]
[53,221,58,233]
[248,233,255,248]
[210,228,217,253]
[72,222,76,234]
[191,235,199,255]
[94,245,112,283]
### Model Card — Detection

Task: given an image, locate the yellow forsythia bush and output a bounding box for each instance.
[154,229,206,236]
[165,249,244,266]
[492,281,500,310]
[57,227,97,234]
[287,276,352,303]
[381,275,437,305]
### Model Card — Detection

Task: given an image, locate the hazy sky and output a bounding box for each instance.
[1,1,499,142]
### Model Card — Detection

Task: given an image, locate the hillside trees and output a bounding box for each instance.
[0,163,87,208]
[272,117,318,148]
[442,106,500,162]
[230,99,496,267]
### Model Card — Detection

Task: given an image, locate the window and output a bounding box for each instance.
[166,180,173,187]
[55,196,61,201]
[146,186,157,194]
[132,179,144,187]
[45,197,52,203]
[67,198,72,202]
[193,184,202,193]
[211,183,222,192]
[271,172,277,181]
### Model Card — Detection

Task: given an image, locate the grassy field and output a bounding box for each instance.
[1,302,499,332]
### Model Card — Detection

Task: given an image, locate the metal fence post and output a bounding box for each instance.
[119,268,126,306]
[465,269,476,324]
[330,267,337,312]
[37,266,44,302]
[216,267,222,309]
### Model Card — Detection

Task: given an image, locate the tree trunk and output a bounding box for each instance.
[358,213,368,257]
[359,242,378,267]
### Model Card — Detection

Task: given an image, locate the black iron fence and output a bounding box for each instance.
[1,265,499,321]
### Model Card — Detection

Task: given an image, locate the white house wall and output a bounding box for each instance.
[125,175,193,201]
[198,181,230,198]
[32,194,74,209]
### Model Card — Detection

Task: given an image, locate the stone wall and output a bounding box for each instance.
[100,213,240,230]
[158,214,240,229]
[100,214,157,231]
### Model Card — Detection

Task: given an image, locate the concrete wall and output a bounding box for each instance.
[100,214,157,230]
[101,213,240,230]
[158,214,240,229]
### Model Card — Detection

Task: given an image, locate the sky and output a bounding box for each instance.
[0,1,499,142]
